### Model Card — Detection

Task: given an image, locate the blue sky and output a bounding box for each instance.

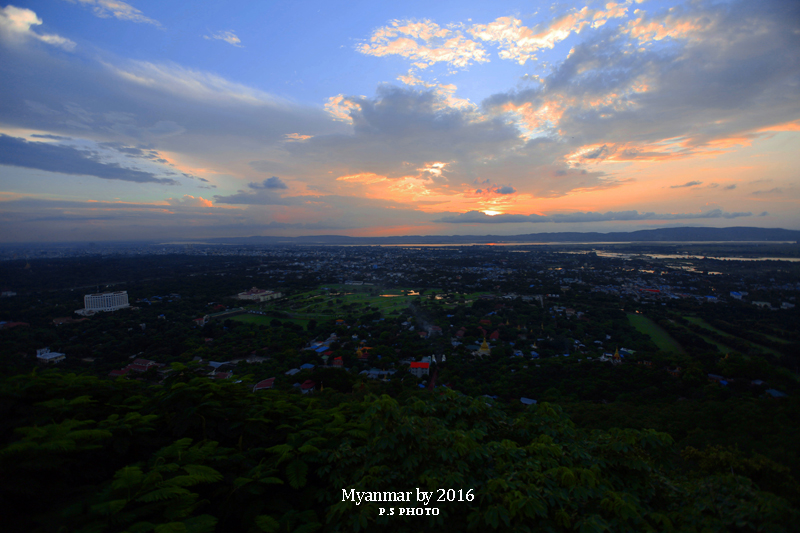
[0,0,798,241]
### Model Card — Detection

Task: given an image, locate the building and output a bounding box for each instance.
[253,378,275,391]
[409,361,430,378]
[36,348,65,364]
[78,291,130,315]
[237,287,282,302]
[108,358,163,378]
[473,338,491,357]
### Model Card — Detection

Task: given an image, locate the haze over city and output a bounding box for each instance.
[1,0,798,242]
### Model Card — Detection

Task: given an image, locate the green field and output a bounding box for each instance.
[230,314,309,328]
[256,285,482,321]
[684,316,782,357]
[627,313,684,353]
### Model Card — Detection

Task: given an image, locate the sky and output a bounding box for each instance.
[0,0,798,242]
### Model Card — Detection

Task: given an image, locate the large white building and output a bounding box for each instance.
[37,348,66,364]
[237,287,282,302]
[77,291,130,315]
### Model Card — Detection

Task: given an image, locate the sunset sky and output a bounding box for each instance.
[0,0,798,242]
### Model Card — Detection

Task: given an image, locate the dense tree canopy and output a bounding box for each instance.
[1,370,797,532]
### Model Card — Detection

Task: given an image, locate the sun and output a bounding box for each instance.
[483,210,502,216]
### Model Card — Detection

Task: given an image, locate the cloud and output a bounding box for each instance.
[670,181,703,188]
[204,30,243,47]
[64,0,161,27]
[435,211,546,224]
[303,86,522,173]
[106,60,291,106]
[248,176,288,190]
[30,133,73,141]
[472,182,517,196]
[336,173,388,184]
[357,19,489,69]
[0,135,178,184]
[248,160,292,174]
[0,5,76,50]
[724,184,737,190]
[165,195,213,207]
[481,0,800,163]
[435,209,753,223]
[284,133,312,141]
[469,4,630,65]
[212,190,296,206]
[751,188,783,196]
[325,94,364,123]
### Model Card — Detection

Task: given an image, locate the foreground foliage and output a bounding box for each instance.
[0,370,797,532]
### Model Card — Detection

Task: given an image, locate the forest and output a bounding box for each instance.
[1,248,799,531]
[1,370,798,532]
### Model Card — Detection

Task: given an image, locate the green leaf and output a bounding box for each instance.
[286,460,308,489]
[154,523,187,533]
[136,486,193,502]
[89,499,127,516]
[255,515,280,533]
[182,464,223,483]
[183,514,218,533]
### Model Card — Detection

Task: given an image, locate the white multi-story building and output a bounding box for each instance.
[78,291,130,315]
[37,348,66,364]
[237,287,282,302]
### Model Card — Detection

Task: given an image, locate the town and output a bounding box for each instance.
[1,243,797,400]
[2,241,799,531]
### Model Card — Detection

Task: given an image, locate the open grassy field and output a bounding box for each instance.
[257,284,483,321]
[229,314,310,328]
[627,313,684,353]
[684,316,782,358]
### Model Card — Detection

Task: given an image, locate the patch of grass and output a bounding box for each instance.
[684,316,782,358]
[627,313,684,354]
[230,314,309,328]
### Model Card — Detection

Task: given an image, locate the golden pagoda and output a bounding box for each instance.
[475,337,491,357]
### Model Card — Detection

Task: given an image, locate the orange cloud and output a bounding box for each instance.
[625,8,708,44]
[284,133,312,141]
[358,19,489,69]
[165,195,213,207]
[470,4,630,65]
[325,94,362,123]
[336,172,388,184]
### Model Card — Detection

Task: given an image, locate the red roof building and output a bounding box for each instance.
[253,377,275,391]
[300,380,315,394]
[409,361,430,378]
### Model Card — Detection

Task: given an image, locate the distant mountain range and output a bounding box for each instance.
[205,227,800,245]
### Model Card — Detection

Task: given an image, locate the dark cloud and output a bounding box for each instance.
[30,134,72,140]
[482,0,800,154]
[724,184,737,190]
[670,181,703,188]
[758,211,769,216]
[436,209,753,224]
[249,160,292,174]
[248,176,288,190]
[435,211,546,224]
[0,135,178,184]
[0,41,344,159]
[290,86,522,175]
[751,188,783,196]
[213,189,298,205]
